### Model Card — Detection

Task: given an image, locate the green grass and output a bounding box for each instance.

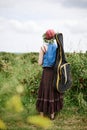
[0,52,87,130]
[0,103,87,130]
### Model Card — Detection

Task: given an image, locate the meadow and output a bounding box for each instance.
[0,52,87,130]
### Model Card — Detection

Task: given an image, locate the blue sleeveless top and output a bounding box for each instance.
[42,43,57,67]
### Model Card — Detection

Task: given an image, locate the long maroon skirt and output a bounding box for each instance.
[36,67,63,115]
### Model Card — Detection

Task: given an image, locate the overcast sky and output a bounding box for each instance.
[0,0,87,53]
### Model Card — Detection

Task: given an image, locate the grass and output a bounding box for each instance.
[0,103,87,130]
[0,52,87,130]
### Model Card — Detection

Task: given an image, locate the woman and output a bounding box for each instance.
[36,29,63,120]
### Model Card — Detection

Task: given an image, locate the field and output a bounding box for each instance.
[0,52,87,130]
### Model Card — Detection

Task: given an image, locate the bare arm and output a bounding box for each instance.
[38,48,44,66]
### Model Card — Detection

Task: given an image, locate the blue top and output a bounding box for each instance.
[42,43,58,67]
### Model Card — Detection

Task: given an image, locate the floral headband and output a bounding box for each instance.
[42,33,55,43]
[42,29,56,43]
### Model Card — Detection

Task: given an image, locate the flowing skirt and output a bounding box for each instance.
[36,67,63,115]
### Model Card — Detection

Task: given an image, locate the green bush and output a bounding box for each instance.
[65,52,87,108]
[0,52,87,111]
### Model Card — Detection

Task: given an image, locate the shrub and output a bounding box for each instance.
[0,52,87,110]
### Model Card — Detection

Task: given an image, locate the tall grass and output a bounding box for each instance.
[0,52,87,129]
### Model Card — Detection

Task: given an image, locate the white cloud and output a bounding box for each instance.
[0,17,43,52]
[9,20,42,33]
[64,18,87,34]
[0,0,87,52]
[0,0,87,10]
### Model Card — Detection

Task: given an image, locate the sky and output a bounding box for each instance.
[0,0,87,53]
